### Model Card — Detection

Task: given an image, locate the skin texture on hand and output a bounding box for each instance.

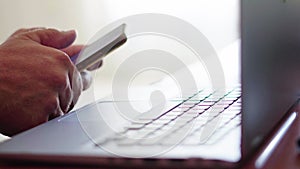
[0,28,86,136]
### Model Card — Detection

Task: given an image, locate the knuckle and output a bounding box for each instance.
[43,54,73,90]
[9,29,27,38]
[15,28,26,33]
[53,52,68,62]
[46,28,60,34]
[43,28,60,39]
[53,52,72,68]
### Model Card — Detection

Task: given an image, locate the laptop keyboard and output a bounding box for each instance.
[95,87,241,147]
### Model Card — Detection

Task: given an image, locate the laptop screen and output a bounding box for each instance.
[242,0,300,158]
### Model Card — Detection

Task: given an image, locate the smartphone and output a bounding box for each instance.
[74,24,127,72]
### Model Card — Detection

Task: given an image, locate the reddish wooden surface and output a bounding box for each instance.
[243,110,300,169]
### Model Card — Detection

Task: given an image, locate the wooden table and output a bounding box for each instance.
[243,110,300,169]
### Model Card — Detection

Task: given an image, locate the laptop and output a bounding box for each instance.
[0,0,300,168]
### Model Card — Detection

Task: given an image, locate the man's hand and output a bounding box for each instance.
[0,28,87,136]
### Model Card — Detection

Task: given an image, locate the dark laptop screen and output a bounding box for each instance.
[242,0,300,157]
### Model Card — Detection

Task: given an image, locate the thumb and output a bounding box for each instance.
[21,28,77,49]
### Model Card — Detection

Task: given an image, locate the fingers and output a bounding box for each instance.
[0,27,88,135]
[13,28,93,110]
[55,51,83,113]
[20,28,77,49]
[62,44,102,91]
[58,78,73,113]
[50,61,82,114]
[69,67,83,107]
[10,27,45,37]
[48,97,64,120]
[61,44,84,57]
[80,70,93,91]
[45,63,81,118]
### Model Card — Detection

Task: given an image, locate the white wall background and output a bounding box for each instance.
[0,0,239,47]
[0,0,240,105]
